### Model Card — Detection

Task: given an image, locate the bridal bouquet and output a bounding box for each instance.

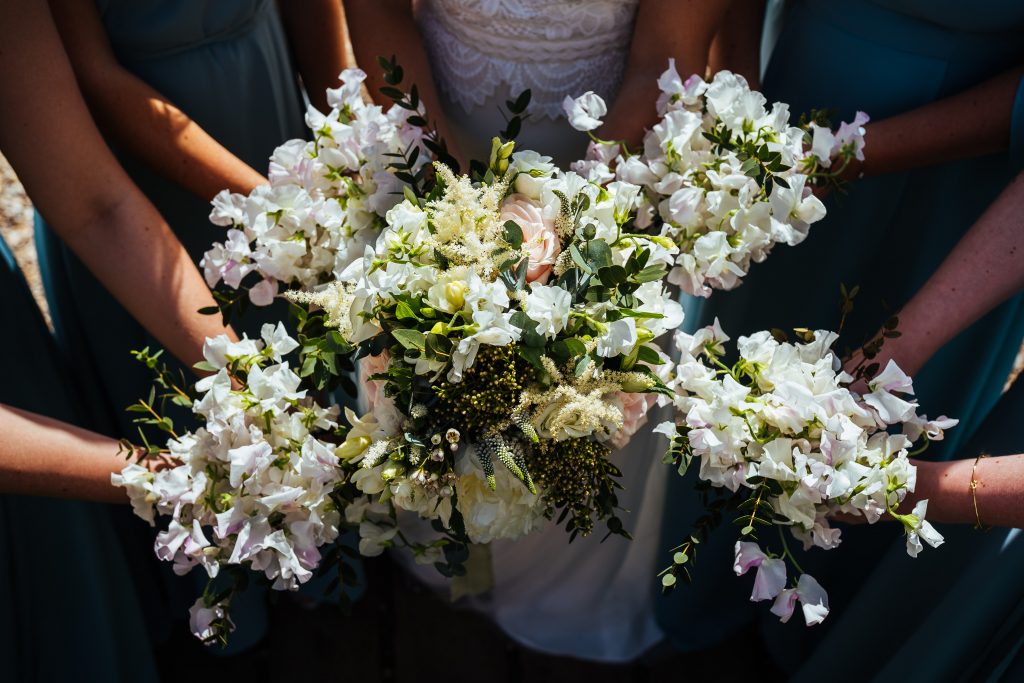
[565,62,867,297]
[655,321,956,625]
[296,155,687,551]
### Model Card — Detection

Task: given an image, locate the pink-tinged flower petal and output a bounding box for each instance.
[733,541,766,576]
[770,588,797,623]
[796,574,830,626]
[249,278,278,306]
[499,194,561,284]
[751,557,787,602]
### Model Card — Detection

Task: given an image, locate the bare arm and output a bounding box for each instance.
[856,172,1024,378]
[0,405,133,502]
[0,0,235,370]
[707,0,764,88]
[345,0,464,163]
[278,0,351,113]
[599,0,733,148]
[904,456,1024,528]
[47,0,267,200]
[855,65,1024,178]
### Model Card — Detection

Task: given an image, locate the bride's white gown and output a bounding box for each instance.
[397,0,670,663]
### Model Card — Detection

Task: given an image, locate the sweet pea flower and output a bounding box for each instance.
[563,91,607,132]
[189,598,234,643]
[770,573,830,626]
[522,284,572,338]
[903,500,945,558]
[834,111,870,161]
[733,541,788,601]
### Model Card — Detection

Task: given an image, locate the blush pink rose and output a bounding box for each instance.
[499,193,561,284]
[359,351,391,411]
[609,391,656,450]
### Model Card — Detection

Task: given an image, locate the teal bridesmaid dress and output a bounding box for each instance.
[34,0,309,652]
[656,0,1024,668]
[0,237,158,681]
[37,0,306,438]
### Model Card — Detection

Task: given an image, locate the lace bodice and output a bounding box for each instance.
[415,0,639,120]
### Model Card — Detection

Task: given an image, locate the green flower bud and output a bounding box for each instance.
[336,434,372,461]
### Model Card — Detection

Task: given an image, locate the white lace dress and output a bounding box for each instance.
[415,0,638,165]
[396,0,671,663]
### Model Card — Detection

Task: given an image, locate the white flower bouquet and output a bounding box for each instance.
[655,321,956,625]
[114,59,875,643]
[565,62,868,297]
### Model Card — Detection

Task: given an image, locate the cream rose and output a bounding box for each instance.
[454,448,545,543]
[499,193,561,284]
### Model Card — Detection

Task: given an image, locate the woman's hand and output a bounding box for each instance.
[598,0,740,150]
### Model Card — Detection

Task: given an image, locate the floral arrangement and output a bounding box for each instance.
[564,62,867,297]
[200,65,437,314]
[113,59,877,643]
[655,321,956,625]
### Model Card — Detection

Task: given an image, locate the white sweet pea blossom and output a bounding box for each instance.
[596,318,638,358]
[904,500,945,557]
[834,111,870,161]
[523,284,572,338]
[733,542,788,601]
[188,598,234,643]
[563,91,607,132]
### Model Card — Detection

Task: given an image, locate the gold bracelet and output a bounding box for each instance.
[970,453,991,531]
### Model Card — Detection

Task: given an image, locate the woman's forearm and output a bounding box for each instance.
[48,0,267,201]
[2,0,236,370]
[600,0,732,148]
[908,456,1024,528]
[0,404,131,503]
[82,73,268,200]
[278,0,350,113]
[860,65,1024,178]
[345,1,463,163]
[708,0,765,87]
[57,191,237,369]
[869,172,1024,377]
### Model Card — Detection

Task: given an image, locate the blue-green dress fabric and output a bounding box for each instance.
[656,0,1024,667]
[0,237,158,682]
[34,0,308,652]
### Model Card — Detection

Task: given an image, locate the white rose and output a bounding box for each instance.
[454,448,545,543]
